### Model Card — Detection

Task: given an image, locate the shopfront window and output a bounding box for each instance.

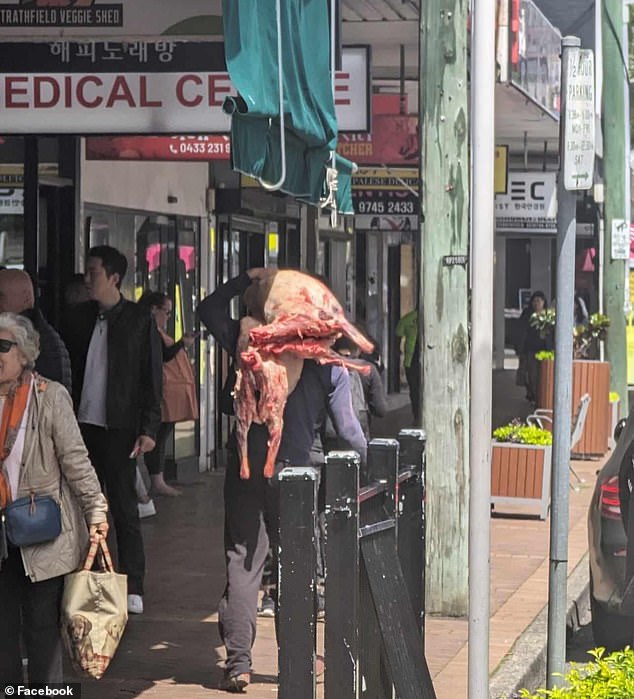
[0,137,62,271]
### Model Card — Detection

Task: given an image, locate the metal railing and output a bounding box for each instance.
[278,428,436,699]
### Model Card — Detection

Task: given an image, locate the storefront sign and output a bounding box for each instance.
[0,42,367,134]
[86,135,231,160]
[0,188,23,215]
[509,0,561,117]
[0,0,223,37]
[0,2,123,28]
[495,172,557,233]
[353,167,419,232]
[338,114,418,165]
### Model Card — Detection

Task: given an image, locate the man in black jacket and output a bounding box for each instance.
[0,269,72,392]
[198,269,366,692]
[62,245,162,615]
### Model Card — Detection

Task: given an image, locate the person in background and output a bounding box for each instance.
[329,335,388,440]
[0,313,108,683]
[197,269,366,693]
[0,269,72,393]
[518,290,553,403]
[138,291,198,497]
[395,309,421,424]
[62,245,162,616]
[574,293,589,327]
[355,324,384,375]
[64,273,91,308]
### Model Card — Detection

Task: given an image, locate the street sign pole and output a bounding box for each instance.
[547,36,594,688]
[468,0,496,697]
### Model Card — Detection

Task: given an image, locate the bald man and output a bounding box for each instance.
[0,270,72,392]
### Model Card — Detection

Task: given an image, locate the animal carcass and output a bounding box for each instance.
[234,270,373,479]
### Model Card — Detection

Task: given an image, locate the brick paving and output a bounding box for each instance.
[71,369,604,698]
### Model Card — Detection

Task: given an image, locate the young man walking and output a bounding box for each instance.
[62,245,162,615]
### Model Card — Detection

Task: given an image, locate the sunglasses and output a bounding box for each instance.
[0,339,17,353]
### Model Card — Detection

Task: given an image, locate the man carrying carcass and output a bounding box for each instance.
[198,269,367,693]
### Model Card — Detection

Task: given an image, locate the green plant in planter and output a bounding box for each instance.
[493,419,552,446]
[573,313,610,359]
[530,308,556,339]
[517,647,634,698]
[535,350,555,361]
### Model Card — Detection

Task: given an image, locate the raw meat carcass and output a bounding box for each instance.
[234,270,373,479]
[234,317,303,480]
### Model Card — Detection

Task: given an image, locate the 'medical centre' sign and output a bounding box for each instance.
[0,42,368,134]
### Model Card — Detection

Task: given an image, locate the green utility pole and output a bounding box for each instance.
[602,0,629,414]
[419,0,470,615]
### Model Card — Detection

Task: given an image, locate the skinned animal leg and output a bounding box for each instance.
[234,368,258,480]
[253,358,288,479]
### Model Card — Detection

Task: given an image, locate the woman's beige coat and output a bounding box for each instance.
[12,378,108,582]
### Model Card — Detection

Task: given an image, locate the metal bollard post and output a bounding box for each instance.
[367,438,400,527]
[364,439,400,699]
[398,428,427,641]
[324,451,360,698]
[278,466,319,699]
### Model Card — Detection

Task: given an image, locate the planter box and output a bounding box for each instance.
[491,442,551,520]
[537,359,610,458]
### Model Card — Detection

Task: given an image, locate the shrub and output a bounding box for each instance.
[573,313,610,359]
[518,647,634,698]
[535,350,555,361]
[493,420,552,446]
[530,309,556,338]
[528,310,610,359]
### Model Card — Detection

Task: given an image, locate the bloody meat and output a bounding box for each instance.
[234,270,373,480]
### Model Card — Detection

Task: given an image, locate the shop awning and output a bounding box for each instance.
[222,0,353,212]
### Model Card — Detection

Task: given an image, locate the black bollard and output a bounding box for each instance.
[324,451,361,698]
[278,466,319,699]
[398,428,427,640]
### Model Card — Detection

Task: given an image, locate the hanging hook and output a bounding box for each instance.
[258,0,287,191]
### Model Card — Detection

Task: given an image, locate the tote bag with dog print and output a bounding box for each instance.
[61,539,128,679]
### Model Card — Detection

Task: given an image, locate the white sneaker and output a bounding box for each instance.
[137,500,156,519]
[128,594,144,614]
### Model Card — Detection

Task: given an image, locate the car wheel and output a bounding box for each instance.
[590,593,634,651]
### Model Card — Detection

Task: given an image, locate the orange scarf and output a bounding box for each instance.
[0,370,32,508]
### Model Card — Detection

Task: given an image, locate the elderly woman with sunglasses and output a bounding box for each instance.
[137,291,198,497]
[0,312,108,684]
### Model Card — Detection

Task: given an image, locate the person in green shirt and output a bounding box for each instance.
[396,309,421,424]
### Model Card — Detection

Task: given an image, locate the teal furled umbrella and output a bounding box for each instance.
[222,0,354,214]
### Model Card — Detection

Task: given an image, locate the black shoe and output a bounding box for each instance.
[257,593,275,618]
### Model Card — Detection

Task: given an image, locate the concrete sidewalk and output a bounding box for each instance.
[76,368,600,698]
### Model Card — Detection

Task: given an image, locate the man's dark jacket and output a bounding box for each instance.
[62,298,163,439]
[23,307,72,393]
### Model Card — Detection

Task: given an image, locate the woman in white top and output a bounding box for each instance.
[0,312,108,684]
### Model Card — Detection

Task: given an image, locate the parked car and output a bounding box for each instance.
[588,415,634,649]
